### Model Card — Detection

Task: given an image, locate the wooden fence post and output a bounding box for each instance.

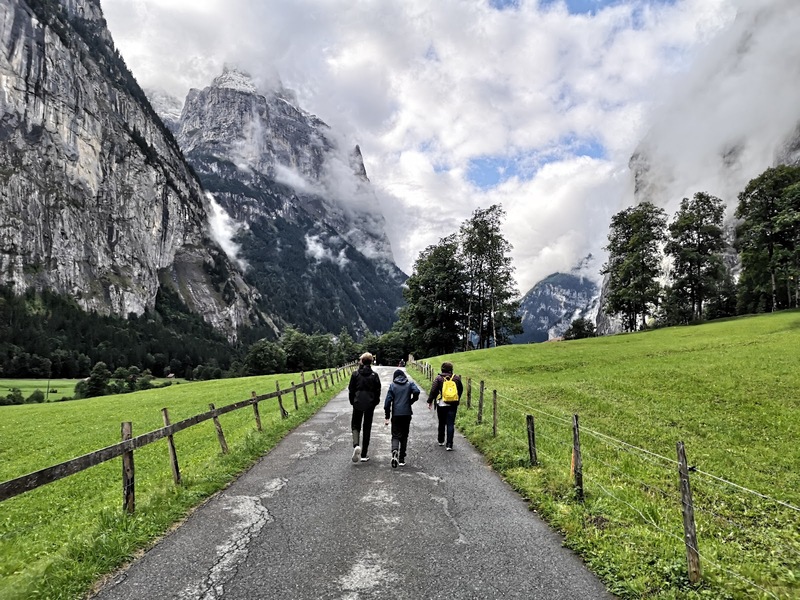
[526,415,538,466]
[466,378,472,409]
[313,373,318,395]
[572,414,583,502]
[209,404,229,454]
[291,383,298,410]
[302,372,309,403]
[324,370,330,390]
[161,408,181,485]
[677,441,702,583]
[121,422,135,514]
[250,391,262,432]
[276,382,288,418]
[477,381,485,424]
[492,390,498,437]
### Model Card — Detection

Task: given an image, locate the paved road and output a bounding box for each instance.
[91,366,614,600]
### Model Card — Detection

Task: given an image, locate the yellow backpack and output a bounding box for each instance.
[441,375,459,402]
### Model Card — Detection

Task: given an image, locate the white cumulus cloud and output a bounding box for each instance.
[102,0,797,294]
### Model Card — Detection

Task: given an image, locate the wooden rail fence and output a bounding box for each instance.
[0,363,357,513]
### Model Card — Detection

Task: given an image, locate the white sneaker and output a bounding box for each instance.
[446,446,453,451]
[438,442,445,446]
[398,461,406,467]
[360,456,370,462]
[391,450,399,469]
[352,446,361,462]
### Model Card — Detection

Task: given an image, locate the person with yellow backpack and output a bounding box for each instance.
[427,361,463,451]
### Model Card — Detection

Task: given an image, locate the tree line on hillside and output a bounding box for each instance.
[0,286,370,399]
[601,164,800,331]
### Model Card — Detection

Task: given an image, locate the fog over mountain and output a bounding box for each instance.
[103,1,799,300]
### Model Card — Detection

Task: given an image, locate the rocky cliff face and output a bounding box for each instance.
[169,68,406,336]
[0,0,262,339]
[514,272,598,343]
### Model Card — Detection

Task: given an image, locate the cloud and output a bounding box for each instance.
[206,192,248,271]
[304,234,350,269]
[102,0,795,295]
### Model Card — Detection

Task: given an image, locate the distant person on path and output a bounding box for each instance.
[427,361,463,450]
[384,368,421,468]
[348,352,381,463]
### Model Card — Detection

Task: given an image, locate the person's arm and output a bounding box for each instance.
[348,372,357,405]
[410,382,420,403]
[384,385,394,422]
[372,374,381,406]
[428,376,441,407]
[456,376,464,399]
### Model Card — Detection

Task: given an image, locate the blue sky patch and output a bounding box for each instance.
[466,137,605,189]
[467,156,522,188]
[539,0,677,17]
[489,0,520,10]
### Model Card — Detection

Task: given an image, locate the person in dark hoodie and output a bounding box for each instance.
[383,369,421,468]
[427,361,464,450]
[348,352,381,463]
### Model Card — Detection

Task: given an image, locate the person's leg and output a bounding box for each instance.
[390,418,401,454]
[397,416,411,463]
[351,408,363,461]
[436,404,446,445]
[445,405,458,449]
[361,408,375,458]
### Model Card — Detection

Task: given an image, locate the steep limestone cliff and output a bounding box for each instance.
[0,0,264,339]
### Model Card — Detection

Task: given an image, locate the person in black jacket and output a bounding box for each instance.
[348,352,381,462]
[427,361,464,450]
[383,369,421,468]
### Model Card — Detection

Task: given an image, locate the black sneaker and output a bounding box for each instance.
[446,446,453,451]
[391,450,399,469]
[438,442,445,446]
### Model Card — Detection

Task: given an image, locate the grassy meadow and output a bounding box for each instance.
[415,310,800,600]
[0,378,81,401]
[0,371,348,600]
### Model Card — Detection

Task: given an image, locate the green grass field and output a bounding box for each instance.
[415,310,800,600]
[0,370,348,600]
[0,378,81,401]
[0,378,187,402]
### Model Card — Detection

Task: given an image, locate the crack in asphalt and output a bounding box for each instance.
[176,478,287,599]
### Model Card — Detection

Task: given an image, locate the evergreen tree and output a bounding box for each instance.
[601,202,667,331]
[402,235,468,357]
[735,165,800,312]
[665,192,725,322]
[563,318,596,340]
[460,205,522,348]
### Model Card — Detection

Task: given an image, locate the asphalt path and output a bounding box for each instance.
[91,366,614,600]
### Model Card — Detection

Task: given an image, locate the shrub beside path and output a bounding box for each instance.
[90,366,614,599]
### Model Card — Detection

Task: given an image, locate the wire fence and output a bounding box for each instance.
[411,360,799,600]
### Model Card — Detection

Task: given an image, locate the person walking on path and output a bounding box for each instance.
[383,368,421,468]
[348,352,381,462]
[427,361,463,450]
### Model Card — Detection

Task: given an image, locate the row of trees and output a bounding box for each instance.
[602,164,800,330]
[398,204,522,357]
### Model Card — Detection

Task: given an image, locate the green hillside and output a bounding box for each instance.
[417,310,800,599]
[0,371,347,600]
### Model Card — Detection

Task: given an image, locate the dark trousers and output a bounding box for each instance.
[351,406,375,456]
[436,403,458,447]
[390,415,412,461]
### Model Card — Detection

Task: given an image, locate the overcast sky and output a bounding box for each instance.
[101,0,800,294]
